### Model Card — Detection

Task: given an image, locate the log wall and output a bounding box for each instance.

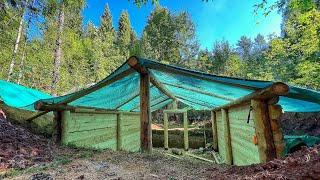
[55,110,140,152]
[213,102,285,165]
[216,111,226,160]
[228,103,260,165]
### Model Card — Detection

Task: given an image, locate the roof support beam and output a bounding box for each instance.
[212,82,289,111]
[140,57,318,105]
[128,56,152,153]
[143,60,258,91]
[161,82,234,101]
[150,73,177,101]
[128,56,177,102]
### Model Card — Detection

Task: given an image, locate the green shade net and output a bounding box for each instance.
[0,57,319,112]
[282,135,320,156]
[0,80,53,111]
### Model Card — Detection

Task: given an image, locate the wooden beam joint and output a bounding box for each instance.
[127,56,149,74]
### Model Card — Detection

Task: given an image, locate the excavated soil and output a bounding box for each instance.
[210,145,320,179]
[0,118,53,173]
[281,112,320,137]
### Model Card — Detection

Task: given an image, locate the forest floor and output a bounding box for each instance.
[1,117,320,180]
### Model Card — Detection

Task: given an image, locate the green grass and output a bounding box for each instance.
[50,157,73,170]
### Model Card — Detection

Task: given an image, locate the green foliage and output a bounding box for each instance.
[142,6,199,66]
[117,10,132,57]
[0,0,319,96]
[129,0,159,8]
[265,3,320,89]
[99,3,116,38]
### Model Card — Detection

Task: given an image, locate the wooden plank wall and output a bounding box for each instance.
[121,113,140,151]
[228,103,260,165]
[60,111,140,152]
[214,102,284,165]
[216,111,226,161]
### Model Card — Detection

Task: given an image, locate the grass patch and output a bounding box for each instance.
[50,157,73,170]
[0,164,49,179]
[79,152,94,159]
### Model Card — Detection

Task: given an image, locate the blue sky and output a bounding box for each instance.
[83,0,282,50]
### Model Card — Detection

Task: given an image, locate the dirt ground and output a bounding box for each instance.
[3,147,227,180]
[1,115,320,180]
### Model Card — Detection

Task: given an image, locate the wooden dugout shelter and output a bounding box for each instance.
[1,56,320,165]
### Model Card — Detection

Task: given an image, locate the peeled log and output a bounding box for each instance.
[212,82,289,111]
[268,104,283,120]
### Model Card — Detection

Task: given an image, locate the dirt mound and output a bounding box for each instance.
[210,145,320,179]
[0,117,53,172]
[281,112,320,137]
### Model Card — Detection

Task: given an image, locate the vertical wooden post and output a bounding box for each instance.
[164,112,169,150]
[211,111,218,151]
[268,104,286,158]
[172,100,177,109]
[53,111,60,143]
[61,110,70,145]
[221,109,232,165]
[251,99,276,162]
[183,111,189,151]
[140,72,152,153]
[117,113,123,151]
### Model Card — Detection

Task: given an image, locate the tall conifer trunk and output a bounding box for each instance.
[17,0,35,85]
[51,4,65,96]
[7,0,29,81]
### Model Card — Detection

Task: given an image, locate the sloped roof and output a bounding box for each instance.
[1,57,319,112]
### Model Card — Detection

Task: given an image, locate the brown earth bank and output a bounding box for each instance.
[0,117,53,172]
[210,145,320,179]
[281,112,320,137]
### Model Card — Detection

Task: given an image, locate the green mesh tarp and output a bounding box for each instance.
[282,135,320,156]
[0,57,319,112]
[0,80,53,111]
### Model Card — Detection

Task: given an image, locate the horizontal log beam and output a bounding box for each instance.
[34,101,139,115]
[212,82,289,111]
[163,109,188,113]
[34,101,75,111]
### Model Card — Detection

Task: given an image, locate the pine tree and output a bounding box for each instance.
[143,6,198,65]
[117,10,132,57]
[98,4,123,79]
[140,31,153,58]
[99,3,116,40]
